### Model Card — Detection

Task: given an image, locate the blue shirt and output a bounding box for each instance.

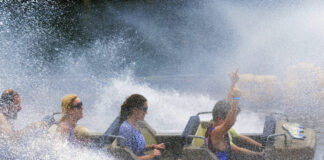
[118,121,146,156]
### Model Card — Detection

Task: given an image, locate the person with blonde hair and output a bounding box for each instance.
[49,94,84,145]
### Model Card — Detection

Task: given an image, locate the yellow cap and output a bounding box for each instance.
[74,125,90,140]
[60,94,78,121]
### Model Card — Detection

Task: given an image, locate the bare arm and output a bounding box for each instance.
[0,113,14,136]
[138,149,161,160]
[231,143,263,156]
[226,68,239,103]
[239,135,262,148]
[146,143,165,150]
[213,69,241,136]
[15,121,48,137]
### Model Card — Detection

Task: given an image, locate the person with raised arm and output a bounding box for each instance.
[205,69,262,160]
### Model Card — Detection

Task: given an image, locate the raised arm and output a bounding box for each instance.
[15,121,48,138]
[239,135,262,148]
[213,69,241,136]
[226,68,239,103]
[231,143,263,156]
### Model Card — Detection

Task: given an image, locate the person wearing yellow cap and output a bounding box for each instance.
[74,125,90,147]
[49,94,84,145]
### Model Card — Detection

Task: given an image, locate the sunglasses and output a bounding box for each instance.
[137,106,148,112]
[71,102,83,109]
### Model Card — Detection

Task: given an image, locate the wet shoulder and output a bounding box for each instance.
[119,121,138,136]
[0,112,6,125]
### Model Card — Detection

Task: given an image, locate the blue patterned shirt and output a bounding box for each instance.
[118,121,146,156]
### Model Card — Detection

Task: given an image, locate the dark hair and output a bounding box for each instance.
[212,100,231,122]
[119,94,147,124]
[0,89,19,107]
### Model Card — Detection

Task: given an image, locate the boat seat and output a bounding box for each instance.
[182,115,201,145]
[262,115,276,147]
[264,120,316,160]
[101,116,121,146]
[181,121,216,160]
[191,121,211,147]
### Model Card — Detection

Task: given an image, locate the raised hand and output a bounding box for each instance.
[228,68,240,86]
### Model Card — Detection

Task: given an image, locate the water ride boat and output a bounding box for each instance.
[44,112,316,160]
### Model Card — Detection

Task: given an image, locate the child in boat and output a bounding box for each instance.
[205,69,263,160]
[118,94,165,160]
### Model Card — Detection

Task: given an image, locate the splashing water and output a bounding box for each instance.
[1,0,324,159]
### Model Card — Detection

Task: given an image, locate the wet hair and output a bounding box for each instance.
[119,94,147,124]
[212,100,231,122]
[60,94,78,121]
[0,89,19,108]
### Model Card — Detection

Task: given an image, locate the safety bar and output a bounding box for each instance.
[100,135,127,147]
[266,133,287,145]
[186,135,205,139]
[105,135,126,142]
[196,111,212,116]
[184,135,205,145]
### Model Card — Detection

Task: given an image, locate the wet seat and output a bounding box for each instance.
[181,114,218,160]
[263,119,316,160]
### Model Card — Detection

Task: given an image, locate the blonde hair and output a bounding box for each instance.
[60,94,78,121]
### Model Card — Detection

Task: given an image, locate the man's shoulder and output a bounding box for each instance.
[0,112,7,124]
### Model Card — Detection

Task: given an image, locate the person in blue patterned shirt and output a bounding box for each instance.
[118,94,165,160]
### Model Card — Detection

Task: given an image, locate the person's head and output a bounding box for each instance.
[74,125,90,146]
[60,94,83,122]
[119,94,147,124]
[212,100,231,123]
[0,89,21,120]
